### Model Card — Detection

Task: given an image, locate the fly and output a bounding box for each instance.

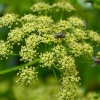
[54,32,65,39]
[92,56,100,67]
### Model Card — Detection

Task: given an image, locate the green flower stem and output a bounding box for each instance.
[54,66,62,72]
[0,59,39,75]
[52,66,62,91]
[60,9,64,20]
[10,53,19,56]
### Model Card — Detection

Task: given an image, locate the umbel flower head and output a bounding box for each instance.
[0,1,100,100]
[16,66,38,86]
[0,13,19,28]
[0,40,13,59]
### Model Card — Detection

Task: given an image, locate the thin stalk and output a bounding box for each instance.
[10,53,19,56]
[60,8,64,20]
[0,59,39,75]
[52,66,62,91]
[54,66,62,72]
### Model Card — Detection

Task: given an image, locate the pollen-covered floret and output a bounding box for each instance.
[35,16,53,34]
[58,56,75,70]
[25,34,43,48]
[19,46,37,62]
[0,40,13,59]
[39,52,55,69]
[16,66,38,85]
[86,30,100,43]
[67,16,85,29]
[65,33,77,42]
[21,16,53,34]
[0,13,19,28]
[58,56,80,100]
[7,15,54,45]
[30,2,51,12]
[52,45,67,58]
[7,27,24,44]
[82,43,93,56]
[68,42,83,57]
[59,75,80,100]
[52,2,75,12]
[21,22,36,33]
[68,41,93,57]
[20,14,37,22]
[53,20,71,33]
[73,28,86,40]
[42,34,55,43]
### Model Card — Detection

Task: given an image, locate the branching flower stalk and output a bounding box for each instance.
[0,1,100,100]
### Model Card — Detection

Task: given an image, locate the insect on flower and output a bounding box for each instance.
[54,32,65,39]
[92,56,100,67]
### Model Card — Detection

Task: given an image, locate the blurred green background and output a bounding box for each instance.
[0,0,100,99]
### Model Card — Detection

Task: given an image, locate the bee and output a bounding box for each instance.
[92,57,100,67]
[54,32,65,39]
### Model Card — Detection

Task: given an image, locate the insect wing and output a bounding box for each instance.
[92,57,98,67]
[60,32,65,38]
[54,32,65,39]
[92,57,98,62]
[54,33,59,38]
